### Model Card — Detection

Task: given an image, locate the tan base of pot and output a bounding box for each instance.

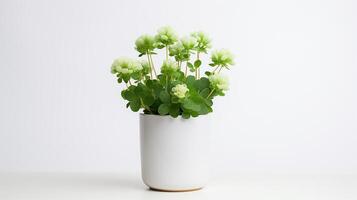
[149,187,203,192]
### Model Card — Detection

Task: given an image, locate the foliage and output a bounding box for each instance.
[111,26,235,118]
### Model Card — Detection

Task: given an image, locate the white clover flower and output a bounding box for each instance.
[208,74,229,91]
[135,34,155,54]
[111,58,142,75]
[169,41,184,56]
[191,31,211,52]
[169,41,191,62]
[181,36,197,50]
[172,84,189,99]
[155,26,178,47]
[161,60,179,74]
[211,49,235,67]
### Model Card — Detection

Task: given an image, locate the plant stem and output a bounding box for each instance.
[165,45,168,61]
[212,65,220,74]
[178,61,182,70]
[218,66,223,73]
[166,75,169,92]
[196,52,200,79]
[206,88,215,98]
[128,80,133,86]
[149,53,157,77]
[185,62,188,76]
[140,98,151,113]
[146,52,153,79]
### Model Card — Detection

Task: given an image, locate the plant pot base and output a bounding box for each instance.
[149,187,203,192]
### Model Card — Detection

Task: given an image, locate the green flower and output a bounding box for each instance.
[161,60,179,74]
[191,31,211,53]
[172,84,189,99]
[135,34,155,54]
[111,58,142,75]
[169,41,190,62]
[169,41,184,56]
[210,49,235,67]
[208,74,229,91]
[181,36,197,50]
[155,26,178,48]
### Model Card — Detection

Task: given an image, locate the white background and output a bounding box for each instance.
[1,0,357,177]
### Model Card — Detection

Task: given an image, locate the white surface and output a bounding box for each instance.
[1,0,357,175]
[140,114,211,190]
[1,173,357,200]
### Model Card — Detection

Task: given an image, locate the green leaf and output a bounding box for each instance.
[171,96,180,103]
[195,77,210,91]
[186,76,196,88]
[134,83,149,98]
[146,80,163,98]
[169,104,180,118]
[182,99,201,112]
[191,112,199,117]
[187,62,194,69]
[199,88,210,97]
[130,100,141,112]
[126,102,130,108]
[131,72,141,80]
[159,91,170,103]
[205,71,212,76]
[182,112,190,119]
[122,74,130,83]
[198,104,211,115]
[121,90,137,101]
[194,60,202,68]
[158,104,170,115]
[117,78,122,83]
[142,95,155,106]
[209,63,216,67]
[204,98,213,106]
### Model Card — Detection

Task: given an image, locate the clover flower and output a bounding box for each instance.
[161,60,179,74]
[111,58,142,75]
[172,84,189,99]
[155,26,178,48]
[208,74,229,91]
[135,34,155,54]
[169,41,191,62]
[181,36,197,50]
[210,49,235,67]
[191,31,211,53]
[169,41,184,56]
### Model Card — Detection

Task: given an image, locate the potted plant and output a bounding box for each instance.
[111,26,234,192]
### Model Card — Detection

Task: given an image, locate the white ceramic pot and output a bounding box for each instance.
[139,113,211,192]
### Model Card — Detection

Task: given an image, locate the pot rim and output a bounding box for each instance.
[139,113,212,119]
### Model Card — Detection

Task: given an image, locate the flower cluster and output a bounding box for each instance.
[181,36,197,50]
[161,60,179,74]
[135,35,155,55]
[208,74,229,91]
[172,84,189,99]
[111,26,235,118]
[191,31,211,53]
[111,58,142,75]
[210,49,235,67]
[155,26,178,48]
